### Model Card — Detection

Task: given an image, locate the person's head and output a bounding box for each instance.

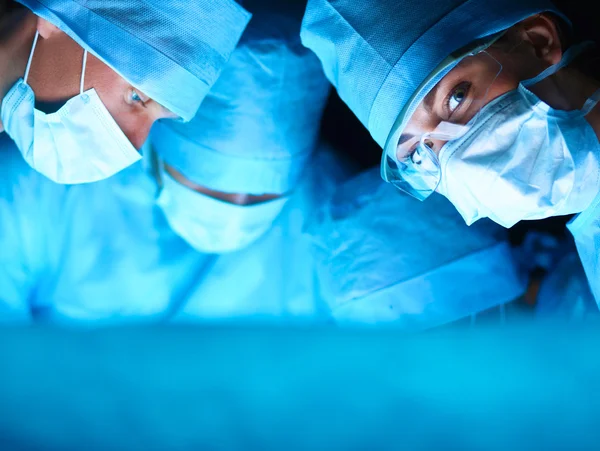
[302,0,600,228]
[396,14,572,149]
[26,17,178,150]
[150,10,331,254]
[1,0,251,184]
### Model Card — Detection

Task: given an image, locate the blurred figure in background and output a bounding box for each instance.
[308,167,528,331]
[0,4,352,324]
[533,240,599,321]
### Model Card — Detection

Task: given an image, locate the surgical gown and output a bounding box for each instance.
[567,191,600,308]
[308,167,529,331]
[535,248,598,320]
[0,136,348,324]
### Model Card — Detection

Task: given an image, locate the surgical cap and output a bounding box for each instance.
[300,0,562,148]
[309,167,527,331]
[151,9,331,195]
[17,0,251,122]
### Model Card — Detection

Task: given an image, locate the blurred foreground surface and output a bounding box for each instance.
[1,322,600,450]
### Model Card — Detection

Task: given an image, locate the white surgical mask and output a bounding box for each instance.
[0,32,141,184]
[156,167,290,254]
[438,42,600,228]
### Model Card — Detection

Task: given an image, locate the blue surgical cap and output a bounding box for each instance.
[300,0,562,148]
[151,9,331,195]
[17,0,252,122]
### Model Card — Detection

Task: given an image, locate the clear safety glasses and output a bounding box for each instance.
[382,40,505,201]
[383,122,471,200]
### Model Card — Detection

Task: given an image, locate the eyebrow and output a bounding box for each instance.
[398,133,415,146]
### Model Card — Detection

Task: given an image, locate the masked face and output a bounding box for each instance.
[156,164,290,254]
[382,15,600,227]
[1,27,179,184]
[438,42,600,228]
[0,31,142,184]
[382,41,523,201]
[439,85,600,227]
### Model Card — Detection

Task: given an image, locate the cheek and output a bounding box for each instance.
[486,79,519,103]
[407,108,438,134]
[99,91,156,148]
[84,57,153,148]
[94,89,151,148]
[112,109,153,149]
[483,70,521,105]
[470,51,523,105]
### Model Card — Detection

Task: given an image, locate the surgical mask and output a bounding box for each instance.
[156,167,290,254]
[438,42,600,228]
[0,32,141,184]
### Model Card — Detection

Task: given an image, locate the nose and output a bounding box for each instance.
[396,135,448,162]
[423,137,448,157]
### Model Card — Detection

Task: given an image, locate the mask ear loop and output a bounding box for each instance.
[582,89,600,116]
[426,122,470,142]
[80,49,89,101]
[23,30,40,84]
[522,41,596,88]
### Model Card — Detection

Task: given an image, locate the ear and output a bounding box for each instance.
[36,17,62,39]
[518,14,563,66]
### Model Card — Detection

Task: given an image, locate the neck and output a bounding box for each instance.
[0,9,37,132]
[529,68,599,110]
[585,104,600,143]
[573,71,600,142]
[527,66,600,141]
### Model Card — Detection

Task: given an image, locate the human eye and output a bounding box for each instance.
[396,143,422,166]
[127,89,147,107]
[444,82,471,119]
